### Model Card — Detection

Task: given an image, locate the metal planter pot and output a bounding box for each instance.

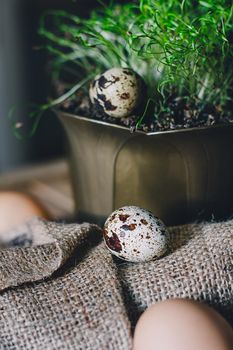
[58,111,233,226]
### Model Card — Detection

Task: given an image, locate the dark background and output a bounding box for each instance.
[0,0,115,171]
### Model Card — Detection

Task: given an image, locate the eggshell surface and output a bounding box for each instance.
[89,68,143,118]
[0,191,49,234]
[133,299,233,350]
[103,206,169,262]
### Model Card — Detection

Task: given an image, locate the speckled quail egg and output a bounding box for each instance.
[103,206,169,263]
[89,67,144,118]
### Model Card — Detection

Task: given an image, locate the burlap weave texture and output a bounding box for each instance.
[119,220,233,327]
[0,218,232,349]
[0,220,132,350]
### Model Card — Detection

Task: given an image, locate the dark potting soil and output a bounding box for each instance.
[59,88,233,133]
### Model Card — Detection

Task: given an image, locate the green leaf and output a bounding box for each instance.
[199,1,212,9]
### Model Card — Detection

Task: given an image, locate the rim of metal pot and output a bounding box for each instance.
[57,110,233,136]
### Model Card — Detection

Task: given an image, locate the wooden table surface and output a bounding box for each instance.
[0,159,75,220]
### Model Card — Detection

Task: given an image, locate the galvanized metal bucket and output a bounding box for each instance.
[58,111,233,226]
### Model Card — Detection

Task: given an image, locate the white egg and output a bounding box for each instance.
[103,206,169,262]
[89,67,144,118]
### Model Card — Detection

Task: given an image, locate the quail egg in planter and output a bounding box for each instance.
[58,70,233,227]
[89,67,144,118]
[103,206,169,263]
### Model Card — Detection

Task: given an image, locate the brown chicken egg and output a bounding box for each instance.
[133,299,233,350]
[0,191,49,234]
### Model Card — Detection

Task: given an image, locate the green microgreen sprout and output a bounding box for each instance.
[11,0,233,137]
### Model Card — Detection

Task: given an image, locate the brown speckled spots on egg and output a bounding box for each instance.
[123,70,133,76]
[99,75,120,90]
[130,82,136,88]
[119,214,130,222]
[120,92,130,100]
[96,93,107,103]
[111,75,120,82]
[160,229,167,236]
[98,75,109,89]
[96,93,117,111]
[141,219,148,225]
[121,223,137,231]
[104,100,117,111]
[110,213,116,221]
[104,230,122,253]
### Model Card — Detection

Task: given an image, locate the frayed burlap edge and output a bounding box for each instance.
[0,218,101,291]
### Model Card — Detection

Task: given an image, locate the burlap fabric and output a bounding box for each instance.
[0,219,132,350]
[119,220,233,327]
[0,218,232,349]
